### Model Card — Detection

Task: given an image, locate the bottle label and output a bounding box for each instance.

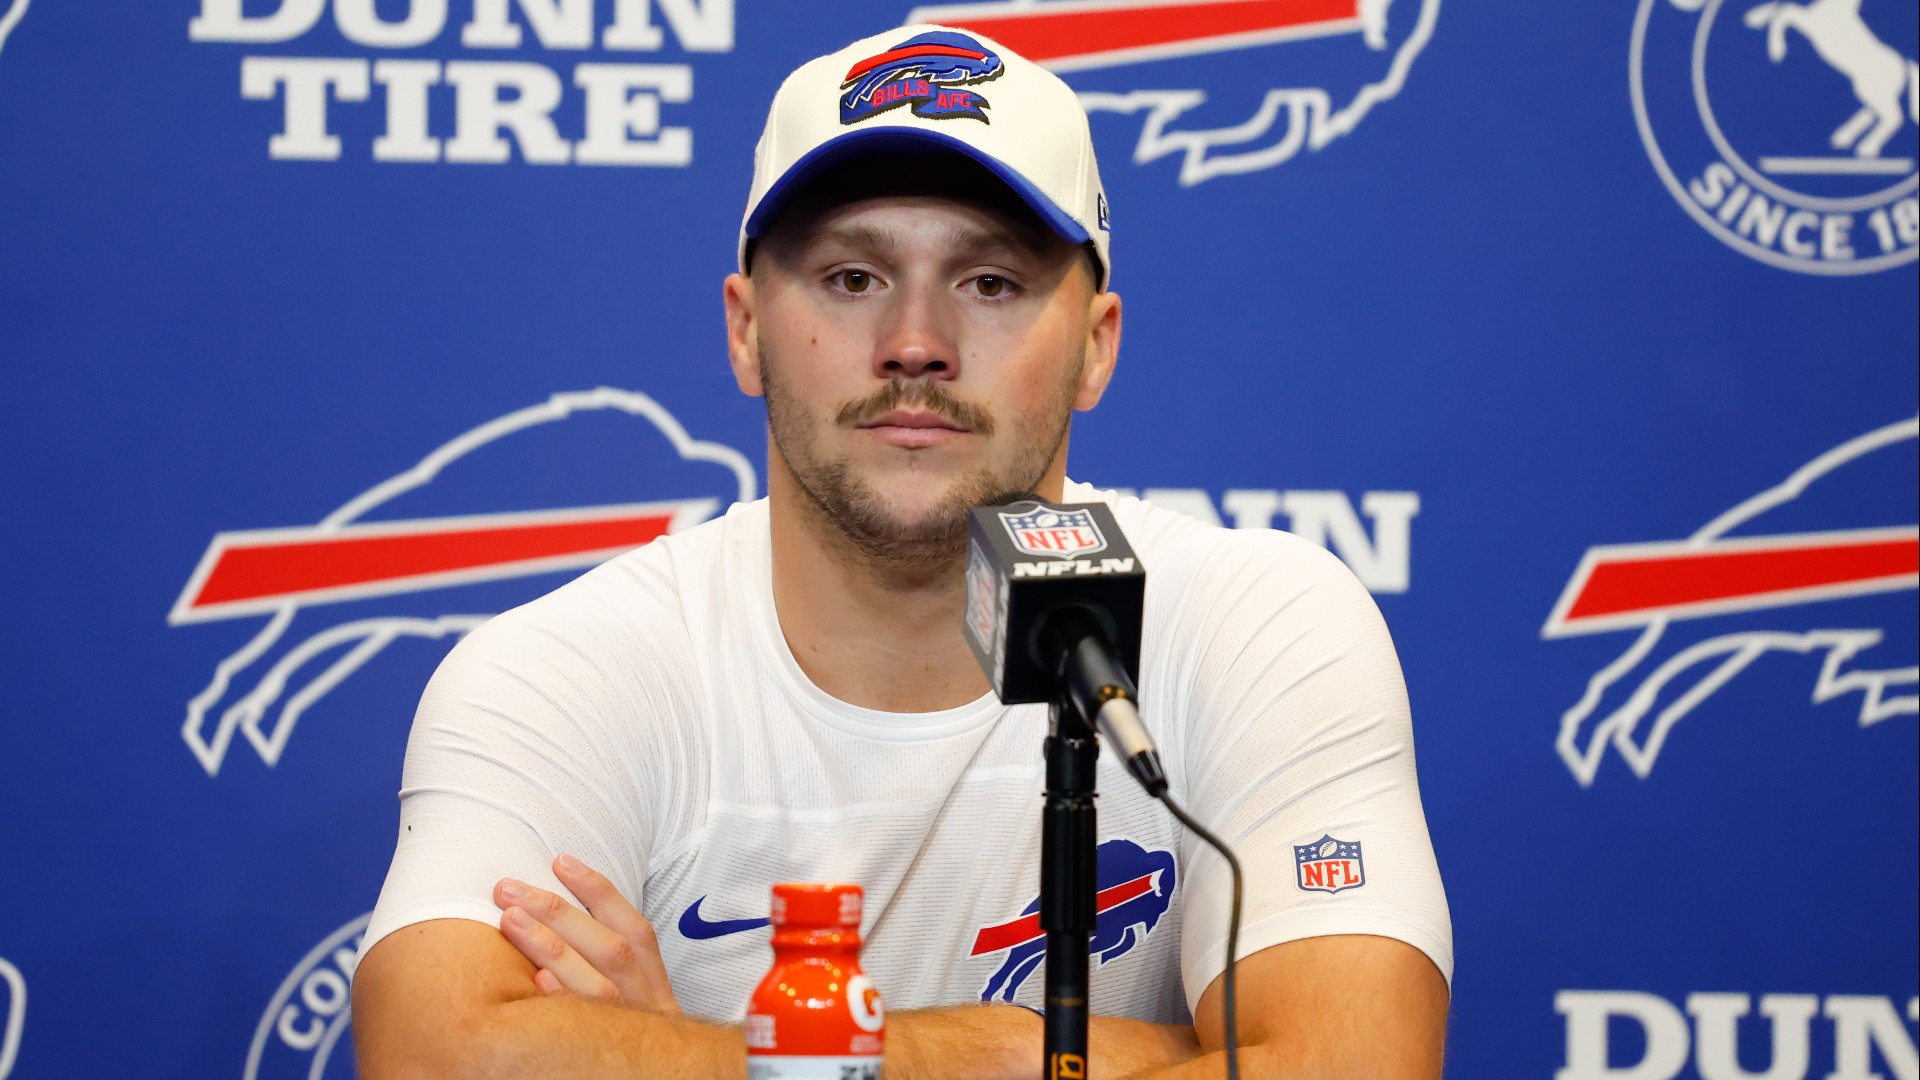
[746,1055,883,1080]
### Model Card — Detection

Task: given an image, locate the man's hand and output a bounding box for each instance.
[493,854,681,1013]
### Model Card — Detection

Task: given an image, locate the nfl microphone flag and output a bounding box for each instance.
[963,499,1145,705]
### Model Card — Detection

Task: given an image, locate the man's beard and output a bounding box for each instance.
[761,345,1081,569]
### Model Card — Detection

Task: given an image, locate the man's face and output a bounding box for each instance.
[726,191,1119,563]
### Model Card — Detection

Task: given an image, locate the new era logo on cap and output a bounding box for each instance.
[740,23,1112,287]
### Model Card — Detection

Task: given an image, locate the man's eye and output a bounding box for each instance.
[975,275,1009,298]
[839,271,872,293]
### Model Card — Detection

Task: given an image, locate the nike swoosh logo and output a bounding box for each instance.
[677,896,770,940]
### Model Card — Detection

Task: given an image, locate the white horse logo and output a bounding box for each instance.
[1745,0,1919,158]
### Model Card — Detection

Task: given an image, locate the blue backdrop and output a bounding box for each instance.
[1,1,1914,1077]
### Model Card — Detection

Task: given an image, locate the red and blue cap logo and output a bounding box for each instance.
[840,30,1004,125]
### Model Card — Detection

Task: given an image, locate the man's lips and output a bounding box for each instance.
[857,410,970,449]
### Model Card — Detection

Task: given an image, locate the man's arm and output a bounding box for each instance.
[1119,934,1449,1080]
[412,855,1199,1080]
[351,918,744,1080]
[352,915,1198,1080]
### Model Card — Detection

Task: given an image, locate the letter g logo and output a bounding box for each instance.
[847,973,885,1033]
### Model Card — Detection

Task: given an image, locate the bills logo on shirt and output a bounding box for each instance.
[1295,835,1366,894]
[969,839,1176,1002]
[1000,506,1109,560]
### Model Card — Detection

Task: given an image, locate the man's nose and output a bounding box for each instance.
[872,280,961,381]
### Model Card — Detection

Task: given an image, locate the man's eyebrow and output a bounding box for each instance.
[806,222,896,254]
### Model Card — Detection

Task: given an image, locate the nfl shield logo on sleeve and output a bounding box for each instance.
[999,507,1108,560]
[1294,835,1366,895]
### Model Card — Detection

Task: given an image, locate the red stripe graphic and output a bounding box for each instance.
[934,0,1359,64]
[969,873,1157,956]
[1563,532,1919,625]
[184,508,680,612]
[845,43,989,82]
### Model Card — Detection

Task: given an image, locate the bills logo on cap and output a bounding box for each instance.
[840,30,1004,125]
[1295,835,1366,894]
[1000,506,1108,560]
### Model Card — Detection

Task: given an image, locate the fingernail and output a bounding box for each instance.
[555,853,582,874]
[499,879,527,900]
[505,906,529,927]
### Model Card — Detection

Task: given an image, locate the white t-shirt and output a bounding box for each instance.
[363,481,1452,1021]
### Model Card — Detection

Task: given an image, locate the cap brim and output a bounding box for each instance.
[744,127,1091,247]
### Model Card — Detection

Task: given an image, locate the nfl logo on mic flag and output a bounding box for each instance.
[999,506,1109,560]
[964,500,1142,704]
[1295,836,1366,894]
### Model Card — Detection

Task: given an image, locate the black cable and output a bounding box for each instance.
[1155,790,1244,1080]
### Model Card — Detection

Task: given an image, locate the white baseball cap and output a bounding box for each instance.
[739,24,1112,288]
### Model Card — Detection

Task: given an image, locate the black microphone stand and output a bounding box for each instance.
[1041,696,1098,1079]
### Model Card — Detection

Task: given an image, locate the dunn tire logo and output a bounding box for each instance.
[1631,0,1918,274]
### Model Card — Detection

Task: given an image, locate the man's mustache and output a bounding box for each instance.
[835,379,997,435]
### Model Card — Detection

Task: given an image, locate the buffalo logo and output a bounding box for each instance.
[1545,417,1918,785]
[169,388,756,776]
[1001,506,1108,559]
[1294,835,1366,894]
[841,30,1004,125]
[1631,0,1917,273]
[244,914,369,1080]
[0,955,21,1080]
[969,838,1176,1002]
[905,0,1439,184]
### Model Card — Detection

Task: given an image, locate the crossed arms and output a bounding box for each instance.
[351,854,1448,1080]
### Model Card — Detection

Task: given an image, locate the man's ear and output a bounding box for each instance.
[723,272,764,398]
[1073,287,1122,411]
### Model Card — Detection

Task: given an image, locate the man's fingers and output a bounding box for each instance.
[500,906,621,1003]
[553,854,682,1015]
[494,878,642,998]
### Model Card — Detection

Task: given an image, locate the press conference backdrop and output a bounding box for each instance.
[0,1,1915,1077]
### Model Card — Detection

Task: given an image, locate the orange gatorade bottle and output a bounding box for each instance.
[744,883,885,1080]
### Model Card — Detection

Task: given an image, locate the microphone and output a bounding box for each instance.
[962,497,1167,794]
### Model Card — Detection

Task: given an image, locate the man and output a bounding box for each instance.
[352,23,1451,1079]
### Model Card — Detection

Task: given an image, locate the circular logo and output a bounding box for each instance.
[244,914,370,1080]
[1631,0,1918,274]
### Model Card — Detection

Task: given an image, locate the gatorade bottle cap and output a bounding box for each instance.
[770,883,863,929]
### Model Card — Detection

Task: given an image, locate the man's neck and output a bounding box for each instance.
[766,460,1064,714]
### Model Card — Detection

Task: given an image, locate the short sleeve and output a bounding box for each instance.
[360,584,690,959]
[1169,533,1452,1014]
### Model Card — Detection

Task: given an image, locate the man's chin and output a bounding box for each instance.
[856,491,974,542]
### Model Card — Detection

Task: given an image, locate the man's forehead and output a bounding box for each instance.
[798,196,1055,257]
[759,151,1059,247]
